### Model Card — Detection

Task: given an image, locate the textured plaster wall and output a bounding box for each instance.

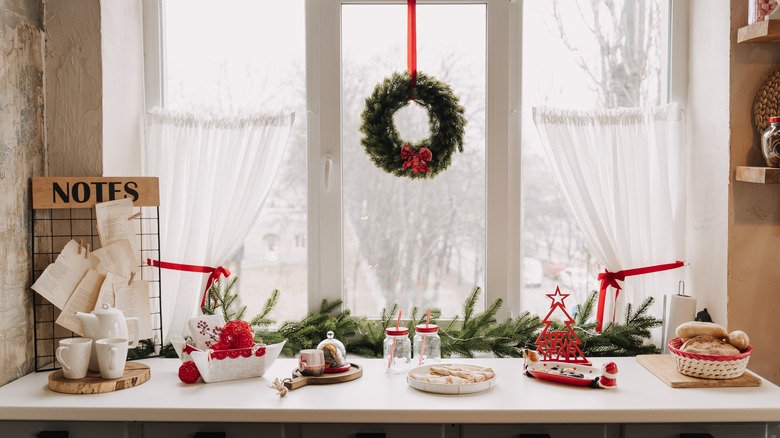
[44,0,102,177]
[0,0,45,386]
[729,1,780,385]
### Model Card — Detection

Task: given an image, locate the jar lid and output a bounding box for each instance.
[415,324,438,333]
[770,117,780,123]
[386,327,409,336]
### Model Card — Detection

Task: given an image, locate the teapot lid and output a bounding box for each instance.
[93,303,121,315]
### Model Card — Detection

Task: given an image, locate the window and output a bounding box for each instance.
[151,0,679,325]
[520,0,670,316]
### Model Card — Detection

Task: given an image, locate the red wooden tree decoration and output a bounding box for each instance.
[534,286,591,365]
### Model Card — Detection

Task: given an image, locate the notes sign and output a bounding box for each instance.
[32,177,160,209]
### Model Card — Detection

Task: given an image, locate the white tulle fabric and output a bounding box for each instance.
[532,103,686,326]
[144,109,294,341]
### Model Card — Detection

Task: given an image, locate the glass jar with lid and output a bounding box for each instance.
[383,326,411,374]
[761,116,780,167]
[413,324,441,366]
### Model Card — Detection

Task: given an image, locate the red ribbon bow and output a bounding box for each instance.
[147,259,231,309]
[401,144,432,173]
[595,260,684,332]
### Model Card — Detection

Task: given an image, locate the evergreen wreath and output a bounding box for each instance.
[359,71,467,179]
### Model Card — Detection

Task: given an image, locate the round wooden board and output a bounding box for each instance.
[284,363,362,390]
[48,362,151,394]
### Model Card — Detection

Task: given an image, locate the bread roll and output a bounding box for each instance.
[680,335,740,356]
[675,321,728,339]
[727,330,750,351]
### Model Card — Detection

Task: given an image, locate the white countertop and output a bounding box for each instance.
[0,357,779,424]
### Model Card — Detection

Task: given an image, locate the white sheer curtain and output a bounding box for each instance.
[532,103,686,330]
[144,109,294,341]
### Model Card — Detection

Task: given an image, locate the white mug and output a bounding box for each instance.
[96,338,128,380]
[298,349,326,376]
[55,338,92,379]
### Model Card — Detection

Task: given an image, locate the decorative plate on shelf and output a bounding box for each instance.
[406,363,497,395]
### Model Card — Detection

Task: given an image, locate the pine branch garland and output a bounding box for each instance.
[158,278,662,360]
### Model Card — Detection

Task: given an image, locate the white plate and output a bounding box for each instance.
[406,364,497,395]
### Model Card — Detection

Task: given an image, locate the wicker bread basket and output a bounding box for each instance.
[668,337,752,380]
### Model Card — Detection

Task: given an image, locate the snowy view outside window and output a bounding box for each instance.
[163,0,664,324]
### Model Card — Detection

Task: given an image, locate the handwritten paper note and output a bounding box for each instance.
[92,273,153,340]
[115,280,154,340]
[55,269,106,336]
[95,198,136,248]
[31,240,99,309]
[92,239,138,277]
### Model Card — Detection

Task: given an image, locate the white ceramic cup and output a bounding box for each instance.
[96,338,128,380]
[55,338,93,379]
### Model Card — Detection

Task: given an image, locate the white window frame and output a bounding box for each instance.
[306,0,520,320]
[141,0,685,321]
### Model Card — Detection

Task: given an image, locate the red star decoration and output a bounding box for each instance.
[546,286,570,307]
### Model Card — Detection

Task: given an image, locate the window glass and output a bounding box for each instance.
[341,4,487,317]
[164,0,307,323]
[520,0,664,314]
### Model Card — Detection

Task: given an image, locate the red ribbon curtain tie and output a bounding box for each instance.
[146,258,231,309]
[595,260,685,332]
[401,144,432,173]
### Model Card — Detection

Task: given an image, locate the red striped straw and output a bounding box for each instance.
[419,308,431,365]
[388,310,402,369]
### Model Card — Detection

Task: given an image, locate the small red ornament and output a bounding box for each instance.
[178,360,201,384]
[219,320,255,349]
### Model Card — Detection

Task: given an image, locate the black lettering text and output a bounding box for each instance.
[92,182,106,202]
[108,182,121,200]
[124,181,139,201]
[52,182,69,203]
[72,182,90,203]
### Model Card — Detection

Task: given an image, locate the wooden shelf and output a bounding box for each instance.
[736,166,780,183]
[738,20,780,43]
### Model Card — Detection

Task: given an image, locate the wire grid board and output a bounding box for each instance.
[31,177,163,372]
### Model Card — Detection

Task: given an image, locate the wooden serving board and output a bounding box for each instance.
[284,363,362,390]
[636,354,761,388]
[48,362,151,394]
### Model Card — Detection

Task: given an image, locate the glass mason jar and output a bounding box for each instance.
[413,324,441,366]
[761,117,780,167]
[383,327,411,374]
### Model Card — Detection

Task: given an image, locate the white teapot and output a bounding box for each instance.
[75,304,140,371]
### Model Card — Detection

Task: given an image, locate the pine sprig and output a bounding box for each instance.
[201,276,246,323]
[250,289,279,328]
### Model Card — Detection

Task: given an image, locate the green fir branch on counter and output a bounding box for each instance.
[157,280,662,359]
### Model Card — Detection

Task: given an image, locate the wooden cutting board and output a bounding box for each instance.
[636,354,761,388]
[284,363,362,390]
[48,362,151,394]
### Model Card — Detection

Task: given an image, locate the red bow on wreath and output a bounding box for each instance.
[401,144,432,173]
